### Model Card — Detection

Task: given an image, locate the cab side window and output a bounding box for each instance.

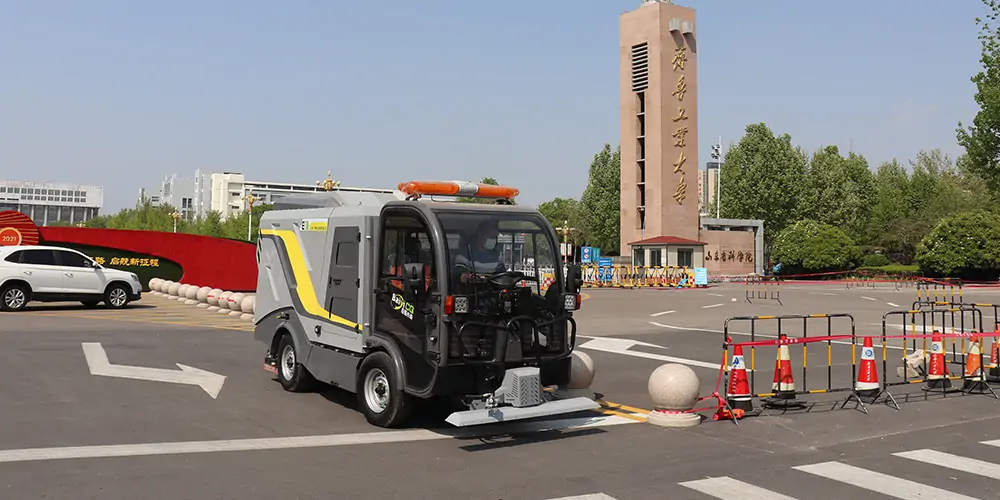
[379,215,435,293]
[57,251,91,268]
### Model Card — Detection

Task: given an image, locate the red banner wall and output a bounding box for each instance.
[0,210,258,292]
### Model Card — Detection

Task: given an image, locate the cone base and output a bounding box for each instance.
[963,379,989,393]
[764,394,805,409]
[727,397,754,413]
[855,388,879,400]
[923,377,958,392]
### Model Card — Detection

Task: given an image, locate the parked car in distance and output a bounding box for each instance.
[0,245,142,311]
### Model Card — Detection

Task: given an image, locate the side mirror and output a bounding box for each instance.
[566,263,582,293]
[402,262,425,300]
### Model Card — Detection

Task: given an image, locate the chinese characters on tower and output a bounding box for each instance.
[93,256,160,267]
[670,43,688,205]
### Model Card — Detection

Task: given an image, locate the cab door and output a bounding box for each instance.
[373,207,440,391]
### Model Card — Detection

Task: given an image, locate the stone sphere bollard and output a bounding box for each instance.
[554,350,597,400]
[167,282,181,297]
[176,284,191,301]
[196,286,212,308]
[184,284,199,305]
[215,291,232,313]
[646,363,702,428]
[159,280,172,294]
[228,292,246,316]
[240,295,255,321]
[206,288,223,311]
[148,278,161,295]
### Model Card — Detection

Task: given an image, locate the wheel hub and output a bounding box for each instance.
[281,345,295,380]
[364,369,390,414]
[4,289,25,309]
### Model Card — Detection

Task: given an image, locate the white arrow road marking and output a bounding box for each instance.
[887,302,900,307]
[702,303,723,309]
[650,310,675,317]
[861,296,877,301]
[82,342,226,399]
[577,336,722,370]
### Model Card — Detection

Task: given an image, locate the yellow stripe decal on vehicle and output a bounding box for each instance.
[260,229,359,331]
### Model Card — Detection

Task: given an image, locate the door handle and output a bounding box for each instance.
[65,272,73,277]
[22,271,31,276]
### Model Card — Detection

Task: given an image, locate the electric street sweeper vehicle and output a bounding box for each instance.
[254,180,597,428]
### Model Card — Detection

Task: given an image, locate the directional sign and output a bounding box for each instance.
[576,336,721,370]
[82,342,226,398]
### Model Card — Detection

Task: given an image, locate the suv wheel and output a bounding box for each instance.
[0,282,30,311]
[104,283,131,309]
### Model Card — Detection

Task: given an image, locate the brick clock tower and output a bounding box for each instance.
[618,0,705,268]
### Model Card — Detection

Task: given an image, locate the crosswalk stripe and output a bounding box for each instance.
[894,449,1000,479]
[792,461,980,499]
[679,477,798,499]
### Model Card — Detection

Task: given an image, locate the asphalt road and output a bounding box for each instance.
[3,282,1000,499]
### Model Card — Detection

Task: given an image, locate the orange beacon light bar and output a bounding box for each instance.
[397,180,519,200]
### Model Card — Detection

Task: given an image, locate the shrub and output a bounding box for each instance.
[771,219,862,274]
[862,253,890,267]
[915,209,1000,280]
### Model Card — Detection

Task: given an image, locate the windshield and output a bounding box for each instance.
[435,211,560,297]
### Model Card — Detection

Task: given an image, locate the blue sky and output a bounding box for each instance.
[0,0,990,213]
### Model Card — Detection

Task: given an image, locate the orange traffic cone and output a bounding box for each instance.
[726,344,753,412]
[964,333,986,393]
[771,334,796,399]
[924,330,952,392]
[855,336,879,399]
[989,329,1000,383]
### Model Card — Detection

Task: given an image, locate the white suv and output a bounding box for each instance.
[0,245,143,311]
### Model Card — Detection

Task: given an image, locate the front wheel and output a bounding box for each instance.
[104,283,131,309]
[357,351,413,428]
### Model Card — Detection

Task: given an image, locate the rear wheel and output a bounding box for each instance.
[357,351,413,428]
[276,333,315,392]
[0,282,29,311]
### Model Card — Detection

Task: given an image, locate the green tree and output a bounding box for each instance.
[956,0,1000,199]
[771,219,862,274]
[915,209,1000,279]
[578,143,620,254]
[536,197,582,240]
[715,123,808,245]
[797,145,876,243]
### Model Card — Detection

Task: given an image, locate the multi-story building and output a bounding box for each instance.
[0,180,103,226]
[140,171,397,220]
[139,169,209,221]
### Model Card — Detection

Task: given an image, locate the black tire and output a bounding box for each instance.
[0,282,30,311]
[356,351,413,428]
[276,334,315,392]
[104,283,131,309]
[81,300,100,308]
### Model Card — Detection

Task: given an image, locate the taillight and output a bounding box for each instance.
[444,296,454,314]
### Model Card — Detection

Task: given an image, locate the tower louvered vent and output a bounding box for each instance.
[631,42,649,92]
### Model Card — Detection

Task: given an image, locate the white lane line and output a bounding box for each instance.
[546,494,619,500]
[792,461,979,499]
[861,296,877,301]
[679,477,799,499]
[650,310,676,317]
[887,302,900,307]
[648,323,908,352]
[702,303,723,309]
[709,293,724,297]
[893,449,1000,479]
[811,292,836,296]
[0,415,635,464]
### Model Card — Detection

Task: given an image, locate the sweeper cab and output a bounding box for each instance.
[253,179,596,428]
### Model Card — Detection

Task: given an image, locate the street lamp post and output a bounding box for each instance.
[171,211,181,233]
[242,188,258,241]
[711,136,723,218]
[316,170,340,192]
[555,219,577,264]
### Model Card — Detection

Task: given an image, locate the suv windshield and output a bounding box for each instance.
[435,211,560,297]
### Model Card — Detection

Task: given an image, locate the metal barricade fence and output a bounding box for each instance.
[744,275,782,305]
[722,314,856,410]
[917,280,964,305]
